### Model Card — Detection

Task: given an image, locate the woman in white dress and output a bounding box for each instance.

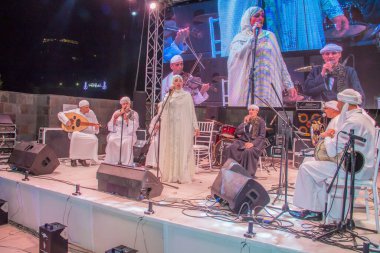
[159,75,199,183]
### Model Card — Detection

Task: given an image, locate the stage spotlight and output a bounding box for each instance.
[131,11,138,16]
[149,2,157,10]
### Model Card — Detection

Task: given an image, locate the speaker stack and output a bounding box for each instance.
[211,159,270,214]
[8,141,59,175]
[97,163,163,199]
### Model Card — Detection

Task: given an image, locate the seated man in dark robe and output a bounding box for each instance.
[223,104,266,178]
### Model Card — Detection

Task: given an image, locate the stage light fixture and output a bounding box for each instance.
[131,11,138,16]
[149,2,157,10]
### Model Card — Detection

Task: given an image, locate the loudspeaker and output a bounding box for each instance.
[293,111,323,135]
[133,91,147,129]
[97,163,163,199]
[292,138,313,168]
[39,128,70,158]
[39,222,68,253]
[211,159,270,214]
[105,245,138,253]
[8,142,59,175]
[0,199,8,225]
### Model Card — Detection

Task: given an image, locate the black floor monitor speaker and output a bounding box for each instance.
[39,222,68,253]
[0,199,8,225]
[8,142,59,175]
[97,163,163,199]
[211,159,270,214]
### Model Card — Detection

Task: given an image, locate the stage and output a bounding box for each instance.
[0,158,379,253]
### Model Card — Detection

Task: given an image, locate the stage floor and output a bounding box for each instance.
[0,158,379,253]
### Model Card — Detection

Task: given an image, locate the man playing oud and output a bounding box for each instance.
[58,100,99,167]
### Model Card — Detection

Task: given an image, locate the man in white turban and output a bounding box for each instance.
[290,89,376,222]
[161,55,210,105]
[104,96,139,166]
[303,43,365,104]
[222,104,266,178]
[58,100,99,167]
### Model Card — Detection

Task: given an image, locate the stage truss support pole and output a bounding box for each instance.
[144,3,165,127]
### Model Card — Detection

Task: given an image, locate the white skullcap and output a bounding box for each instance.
[248,104,259,111]
[120,96,131,104]
[324,100,339,111]
[170,55,183,64]
[337,89,362,105]
[78,100,89,107]
[320,43,343,54]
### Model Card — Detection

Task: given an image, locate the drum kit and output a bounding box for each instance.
[207,119,236,166]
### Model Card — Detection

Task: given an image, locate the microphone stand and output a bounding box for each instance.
[118,110,126,166]
[137,90,178,189]
[247,27,260,107]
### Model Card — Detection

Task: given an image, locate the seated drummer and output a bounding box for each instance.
[222,104,266,178]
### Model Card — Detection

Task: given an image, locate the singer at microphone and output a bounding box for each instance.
[303,43,365,103]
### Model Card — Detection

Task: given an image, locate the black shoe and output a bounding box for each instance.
[71,160,77,167]
[289,210,323,221]
[78,159,89,167]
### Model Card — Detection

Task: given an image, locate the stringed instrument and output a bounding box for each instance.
[61,112,101,133]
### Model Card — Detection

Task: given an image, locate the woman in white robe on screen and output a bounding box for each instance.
[145,102,163,168]
[104,97,139,166]
[58,100,99,166]
[227,6,297,107]
[159,75,199,184]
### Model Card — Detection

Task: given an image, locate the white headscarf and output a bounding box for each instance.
[170,55,183,64]
[240,6,263,32]
[324,100,339,111]
[337,89,363,127]
[120,96,131,104]
[79,100,89,107]
[248,104,259,111]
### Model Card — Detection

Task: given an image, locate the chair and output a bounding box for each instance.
[221,79,228,107]
[326,127,380,232]
[193,121,215,170]
[208,17,221,58]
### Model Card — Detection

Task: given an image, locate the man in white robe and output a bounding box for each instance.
[104,96,139,166]
[160,75,199,184]
[162,55,210,105]
[291,89,376,222]
[58,100,99,167]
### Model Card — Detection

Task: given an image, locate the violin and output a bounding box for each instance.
[180,72,217,96]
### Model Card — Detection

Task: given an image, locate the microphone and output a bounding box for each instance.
[252,22,260,36]
[340,130,366,143]
[307,113,326,123]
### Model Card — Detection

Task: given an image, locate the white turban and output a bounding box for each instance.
[336,89,362,127]
[337,89,362,105]
[324,100,339,111]
[170,55,183,64]
[320,43,343,54]
[120,96,131,104]
[241,7,263,32]
[248,104,259,111]
[79,100,89,107]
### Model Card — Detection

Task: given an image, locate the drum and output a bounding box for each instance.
[220,125,236,139]
[324,3,367,41]
[212,138,233,166]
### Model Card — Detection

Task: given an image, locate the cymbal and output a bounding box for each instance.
[294,66,313,72]
[206,118,223,125]
[212,75,227,82]
[193,13,218,23]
